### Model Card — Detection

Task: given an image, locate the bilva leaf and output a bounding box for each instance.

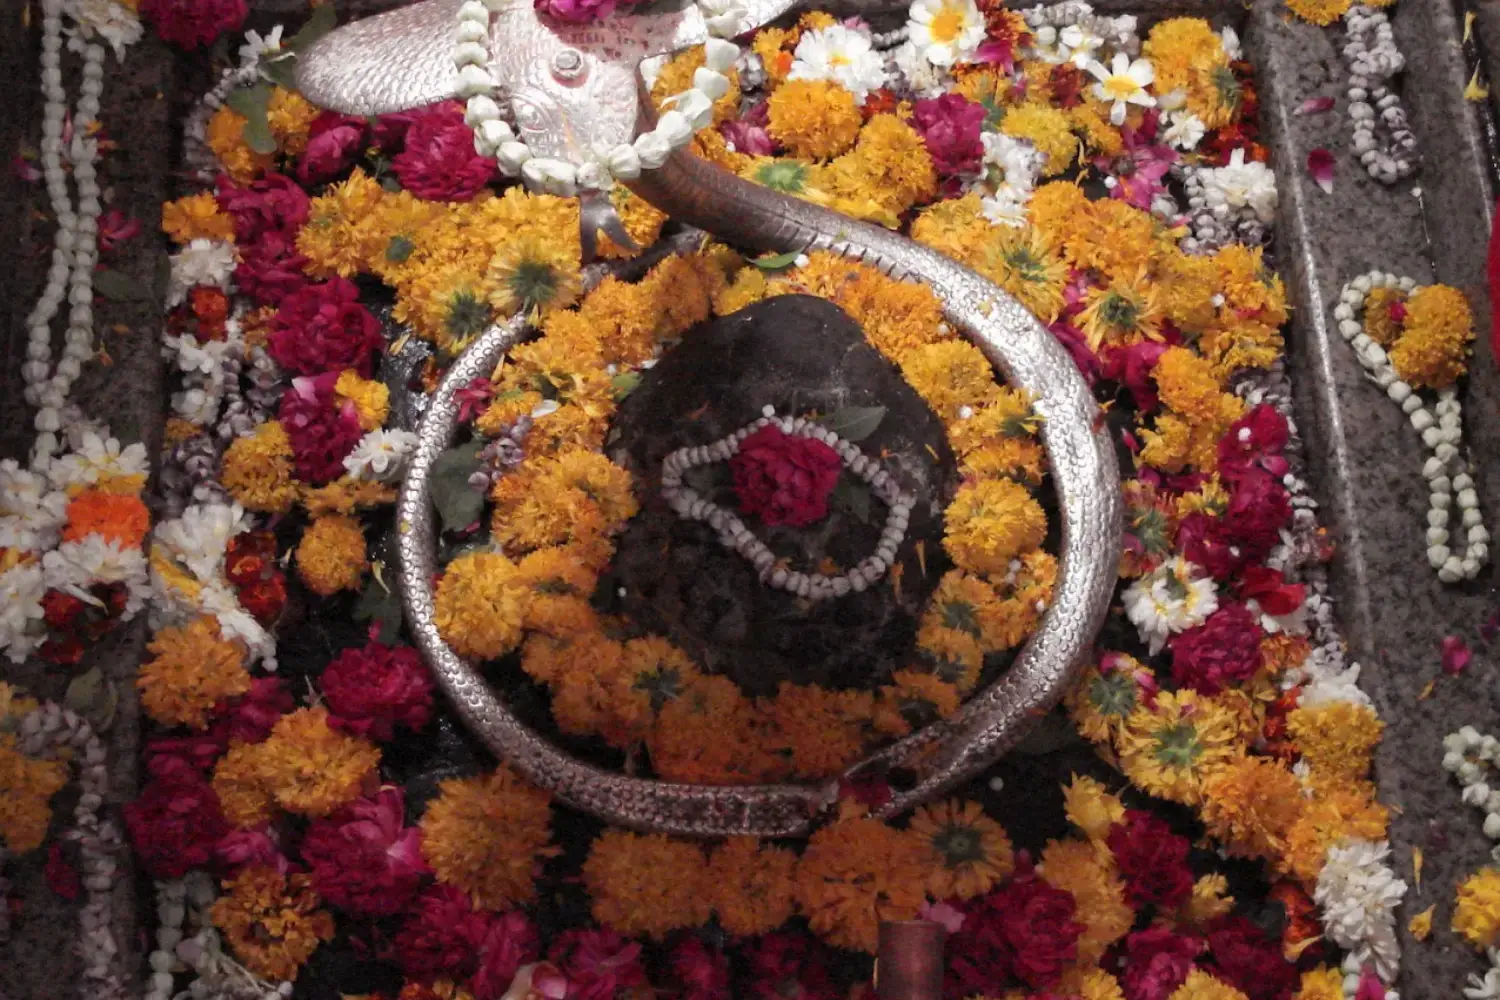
[611,371,642,400]
[287,2,339,54]
[226,83,277,155]
[64,667,117,734]
[817,405,886,443]
[831,478,871,525]
[752,250,802,271]
[354,577,403,644]
[94,268,152,302]
[431,440,486,534]
[258,56,299,92]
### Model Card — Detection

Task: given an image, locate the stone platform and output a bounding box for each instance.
[2,0,1499,996]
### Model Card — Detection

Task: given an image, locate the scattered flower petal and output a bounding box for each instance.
[1442,635,1472,675]
[1307,148,1335,195]
[1294,96,1336,116]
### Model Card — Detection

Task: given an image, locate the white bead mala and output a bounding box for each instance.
[1340,5,1417,184]
[661,406,914,600]
[1333,270,1488,581]
[1443,726,1500,857]
[453,0,742,196]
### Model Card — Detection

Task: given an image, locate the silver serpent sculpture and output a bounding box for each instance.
[298,0,1122,837]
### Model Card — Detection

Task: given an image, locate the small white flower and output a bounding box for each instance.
[788,25,887,101]
[1219,26,1243,61]
[974,132,1043,226]
[906,0,986,68]
[62,0,143,60]
[152,502,251,584]
[1163,111,1206,151]
[48,432,149,491]
[1248,595,1308,637]
[1298,661,1375,709]
[0,460,69,553]
[344,430,419,483]
[239,26,286,67]
[1314,838,1406,977]
[198,581,276,666]
[0,563,46,664]
[1058,23,1104,68]
[1197,148,1279,224]
[891,40,953,99]
[43,536,150,615]
[1466,964,1500,1000]
[1086,53,1156,126]
[167,239,237,307]
[1122,556,1218,654]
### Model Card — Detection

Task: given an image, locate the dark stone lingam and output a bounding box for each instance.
[605,294,959,697]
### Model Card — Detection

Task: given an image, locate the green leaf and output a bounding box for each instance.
[831,478,871,525]
[226,84,277,155]
[431,440,487,534]
[354,577,404,644]
[64,667,117,734]
[286,2,339,54]
[683,465,721,495]
[611,371,642,400]
[817,405,886,443]
[259,55,299,92]
[752,250,802,272]
[93,268,153,302]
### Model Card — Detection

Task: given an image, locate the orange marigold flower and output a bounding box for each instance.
[910,799,1014,900]
[1198,754,1303,861]
[1166,969,1251,1000]
[1286,701,1383,782]
[795,816,927,952]
[1061,773,1127,844]
[161,191,236,244]
[137,616,250,730]
[206,105,272,183]
[222,421,301,515]
[296,515,369,597]
[874,669,961,736]
[211,866,334,982]
[762,683,874,779]
[1039,837,1132,963]
[257,707,380,818]
[583,830,713,939]
[707,837,799,937]
[61,490,149,548]
[0,733,68,854]
[1281,785,1388,884]
[420,766,559,910]
[766,79,863,160]
[212,741,276,829]
[1180,873,1236,927]
[1390,283,1474,390]
[943,478,1048,576]
[648,675,779,785]
[434,551,530,662]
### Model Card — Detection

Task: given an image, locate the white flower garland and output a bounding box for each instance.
[453,0,743,195]
[1339,4,1417,184]
[1444,728,1500,1000]
[145,873,291,1000]
[1333,270,1487,582]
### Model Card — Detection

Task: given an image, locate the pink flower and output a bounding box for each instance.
[919,899,966,933]
[267,277,384,377]
[124,768,231,879]
[45,843,81,901]
[1119,928,1201,1000]
[1169,602,1264,694]
[301,787,427,918]
[217,172,310,243]
[471,911,544,1000]
[1204,915,1298,1000]
[11,156,41,182]
[1047,318,1103,384]
[721,118,776,157]
[1442,635,1473,676]
[946,873,1082,994]
[216,827,288,874]
[457,377,496,423]
[390,102,498,202]
[219,676,295,744]
[373,110,422,152]
[1102,340,1170,411]
[299,113,368,185]
[321,640,435,742]
[547,929,646,1000]
[670,937,731,1000]
[1108,811,1195,908]
[278,372,365,485]
[912,94,986,180]
[1353,968,1388,1000]
[139,0,246,49]
[236,233,311,305]
[534,0,648,24]
[1218,404,1290,478]
[1215,467,1292,561]
[731,424,844,527]
[390,884,492,980]
[1098,112,1177,209]
[98,209,143,252]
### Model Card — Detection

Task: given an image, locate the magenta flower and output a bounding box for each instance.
[302,787,428,918]
[912,94,986,180]
[1097,113,1177,209]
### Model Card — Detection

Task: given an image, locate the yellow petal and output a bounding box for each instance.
[1408,904,1435,941]
[1465,68,1490,102]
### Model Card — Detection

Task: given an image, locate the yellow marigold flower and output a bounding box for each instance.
[796,815,928,952]
[1181,873,1236,926]
[361,191,449,286]
[911,799,1014,900]
[1040,837,1132,962]
[1156,249,1222,333]
[621,636,699,712]
[1154,346,1228,421]
[137,617,250,730]
[222,422,300,514]
[822,114,937,224]
[1139,412,1194,474]
[397,261,497,353]
[258,708,380,817]
[1286,701,1383,782]
[752,26,797,86]
[762,683,874,779]
[212,866,334,982]
[212,742,275,829]
[1293,967,1345,1000]
[1001,103,1078,175]
[334,370,390,431]
[597,187,668,260]
[1070,101,1126,158]
[976,225,1070,324]
[1117,689,1243,805]
[960,437,1047,488]
[492,450,637,557]
[299,169,385,279]
[1072,967,1128,1000]
[161,191,235,244]
[899,340,996,418]
[1213,244,1289,325]
[1143,19,1226,92]
[266,87,322,157]
[576,275,662,365]
[641,253,714,338]
[651,45,741,125]
[914,620,984,691]
[1198,754,1303,860]
[1362,287,1407,346]
[835,266,947,360]
[1284,0,1351,26]
[1391,283,1474,390]
[0,733,68,854]
[1065,657,1154,744]
[708,837,799,937]
[302,479,397,518]
[421,767,558,910]
[516,545,598,596]
[1061,773,1126,843]
[943,478,1047,576]
[911,193,990,267]
[767,79,863,160]
[0,683,39,726]
[1078,268,1165,349]
[926,570,1006,650]
[476,390,543,438]
[488,232,583,320]
[583,830,713,939]
[946,386,1038,455]
[1454,869,1500,949]
[434,551,529,661]
[715,266,770,316]
[206,105,272,183]
[296,515,368,597]
[1063,199,1158,282]
[1027,181,1091,252]
[1281,785,1388,884]
[1167,969,1250,1000]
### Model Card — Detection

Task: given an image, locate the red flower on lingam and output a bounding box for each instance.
[730,424,843,528]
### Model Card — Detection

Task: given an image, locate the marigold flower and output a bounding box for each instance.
[1361,287,1406,346]
[1198,754,1303,860]
[762,683,874,779]
[943,478,1048,576]
[212,741,276,829]
[222,421,301,514]
[583,830,713,939]
[334,370,390,431]
[1286,701,1383,782]
[434,551,530,662]
[0,733,68,854]
[420,766,558,910]
[1454,868,1500,950]
[874,669,961,735]
[257,707,381,818]
[137,616,250,730]
[211,866,335,982]
[296,514,369,597]
[491,449,637,556]
[899,340,996,418]
[707,837,799,936]
[61,489,149,548]
[647,674,778,784]
[1062,198,1157,282]
[488,232,584,320]
[302,479,397,518]
[265,86,321,157]
[911,192,992,268]
[1039,837,1133,962]
[796,815,928,952]
[1027,180,1091,250]
[1116,689,1242,805]
[821,114,938,225]
[1292,967,1344,1000]
[1390,283,1474,390]
[206,105,272,183]
[1280,785,1388,884]
[915,620,984,691]
[910,799,1014,900]
[1000,102,1077,174]
[1181,873,1236,927]
[1166,969,1252,1000]
[767,79,864,160]
[1284,0,1351,26]
[162,191,236,244]
[976,226,1070,324]
[1061,773,1126,844]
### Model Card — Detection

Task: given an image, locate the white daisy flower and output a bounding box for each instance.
[1197,148,1279,224]
[167,239,237,308]
[152,502,252,584]
[0,563,46,664]
[788,25,887,102]
[891,40,953,99]
[1086,53,1156,125]
[48,432,149,491]
[344,429,420,483]
[62,0,142,60]
[239,25,286,68]
[906,0,986,68]
[1163,111,1206,150]
[1058,23,1104,68]
[1121,555,1218,654]
[42,535,150,615]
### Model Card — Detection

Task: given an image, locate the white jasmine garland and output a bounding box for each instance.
[0,563,48,664]
[1121,555,1217,654]
[891,39,953,98]
[1057,22,1104,68]
[42,535,151,614]
[906,0,986,68]
[1196,148,1279,224]
[61,0,142,60]
[975,132,1044,227]
[167,238,237,307]
[789,24,887,101]
[344,429,420,482]
[46,431,148,491]
[1313,838,1406,983]
[0,460,69,552]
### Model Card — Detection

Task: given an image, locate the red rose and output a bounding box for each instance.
[547,929,646,1000]
[1107,811,1194,909]
[279,373,365,485]
[1119,928,1201,1000]
[390,102,498,202]
[301,787,428,917]
[390,884,493,981]
[299,113,368,185]
[321,641,435,742]
[470,910,543,1000]
[1205,915,1298,1000]
[268,277,384,377]
[947,874,1082,994]
[139,0,246,49]
[1168,602,1264,694]
[730,424,844,527]
[670,937,731,1000]
[1236,565,1306,618]
[123,768,230,879]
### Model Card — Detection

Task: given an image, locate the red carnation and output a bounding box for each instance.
[670,937,731,1000]
[219,676,295,744]
[1218,404,1289,478]
[236,233,313,305]
[1205,915,1298,1000]
[268,277,384,377]
[1119,928,1201,1000]
[301,787,428,918]
[1106,811,1194,909]
[217,172,310,244]
[1176,512,1243,581]
[912,94,986,180]
[299,113,368,185]
[390,102,498,202]
[470,911,543,1000]
[124,767,231,879]
[947,874,1082,994]
[390,884,493,981]
[1214,467,1292,561]
[1237,565,1306,618]
[547,928,646,1000]
[139,0,246,49]
[730,424,844,528]
[746,932,839,1000]
[279,372,365,485]
[321,641,435,742]
[1169,602,1264,694]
